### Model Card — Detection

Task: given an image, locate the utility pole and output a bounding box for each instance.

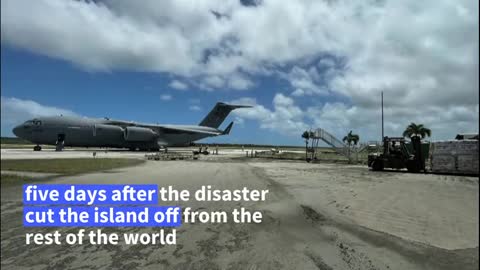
[381,91,384,140]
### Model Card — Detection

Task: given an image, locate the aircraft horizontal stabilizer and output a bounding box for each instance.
[222,103,253,109]
[222,121,234,135]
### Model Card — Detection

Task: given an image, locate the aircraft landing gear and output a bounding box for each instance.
[33,145,42,151]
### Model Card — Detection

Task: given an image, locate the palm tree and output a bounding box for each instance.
[302,131,310,160]
[342,130,360,163]
[402,123,431,139]
[342,130,360,146]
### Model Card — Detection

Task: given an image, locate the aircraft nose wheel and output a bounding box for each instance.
[33,145,42,151]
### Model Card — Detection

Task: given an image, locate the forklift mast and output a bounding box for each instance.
[410,136,425,171]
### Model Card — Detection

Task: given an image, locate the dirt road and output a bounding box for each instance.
[1,160,478,269]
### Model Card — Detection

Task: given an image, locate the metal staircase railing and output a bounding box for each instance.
[358,141,382,153]
[311,128,349,157]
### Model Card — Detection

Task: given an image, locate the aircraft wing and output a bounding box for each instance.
[103,119,136,127]
[156,125,222,135]
[104,120,224,135]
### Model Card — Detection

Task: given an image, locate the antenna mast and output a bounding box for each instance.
[381,91,384,140]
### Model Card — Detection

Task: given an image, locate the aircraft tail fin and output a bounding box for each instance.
[199,102,251,128]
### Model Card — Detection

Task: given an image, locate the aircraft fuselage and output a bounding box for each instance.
[12,116,222,150]
[12,102,250,151]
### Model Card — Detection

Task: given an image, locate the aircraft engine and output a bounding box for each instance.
[93,124,124,138]
[124,127,158,142]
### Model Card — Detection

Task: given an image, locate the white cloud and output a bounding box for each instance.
[305,102,480,142]
[160,94,172,101]
[189,105,202,111]
[286,66,328,96]
[234,116,245,126]
[318,58,335,69]
[231,94,308,136]
[232,93,479,142]
[197,73,254,91]
[1,96,78,136]
[201,76,225,90]
[169,80,188,90]
[228,73,254,90]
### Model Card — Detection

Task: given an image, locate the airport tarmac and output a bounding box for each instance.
[0,148,250,160]
[1,150,478,270]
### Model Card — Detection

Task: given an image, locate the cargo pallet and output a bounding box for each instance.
[145,152,198,161]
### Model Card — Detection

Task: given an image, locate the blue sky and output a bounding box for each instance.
[1,46,322,145]
[1,0,478,145]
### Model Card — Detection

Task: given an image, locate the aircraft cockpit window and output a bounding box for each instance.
[33,120,42,126]
[22,120,32,129]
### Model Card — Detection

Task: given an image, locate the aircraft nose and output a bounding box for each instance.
[12,124,23,138]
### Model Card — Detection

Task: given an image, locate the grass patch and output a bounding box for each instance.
[1,158,145,175]
[0,174,40,187]
[0,137,31,144]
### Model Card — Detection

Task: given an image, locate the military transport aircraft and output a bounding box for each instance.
[12,102,251,151]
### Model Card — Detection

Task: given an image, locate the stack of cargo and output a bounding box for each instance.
[429,140,479,175]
